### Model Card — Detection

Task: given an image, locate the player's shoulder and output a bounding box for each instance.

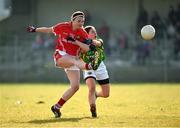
[54,22,70,28]
[78,27,86,33]
[77,27,88,36]
[97,36,103,43]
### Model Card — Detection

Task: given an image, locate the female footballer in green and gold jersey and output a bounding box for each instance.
[81,26,110,117]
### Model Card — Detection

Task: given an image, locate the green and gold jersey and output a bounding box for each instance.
[80,37,105,64]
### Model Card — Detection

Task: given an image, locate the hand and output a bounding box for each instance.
[27,26,36,32]
[89,44,96,51]
[83,39,93,45]
[66,36,76,42]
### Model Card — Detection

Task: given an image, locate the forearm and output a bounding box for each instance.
[36,27,53,33]
[75,40,90,52]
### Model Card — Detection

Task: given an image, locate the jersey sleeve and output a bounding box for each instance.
[96,36,104,46]
[79,28,89,41]
[98,38,103,44]
[52,23,63,36]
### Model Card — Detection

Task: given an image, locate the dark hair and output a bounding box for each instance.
[84,26,94,33]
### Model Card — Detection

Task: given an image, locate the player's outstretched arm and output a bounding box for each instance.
[27,26,53,33]
[36,27,53,33]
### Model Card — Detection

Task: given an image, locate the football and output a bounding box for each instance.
[141,25,155,40]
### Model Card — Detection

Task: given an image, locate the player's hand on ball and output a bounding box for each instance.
[27,26,36,32]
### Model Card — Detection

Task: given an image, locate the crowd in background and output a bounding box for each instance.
[31,5,180,65]
[135,4,180,64]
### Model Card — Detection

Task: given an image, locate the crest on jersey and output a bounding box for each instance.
[76,36,80,40]
[62,32,68,35]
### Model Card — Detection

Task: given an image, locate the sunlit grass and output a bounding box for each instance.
[0,83,180,127]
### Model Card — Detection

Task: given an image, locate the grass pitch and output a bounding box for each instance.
[0,83,180,128]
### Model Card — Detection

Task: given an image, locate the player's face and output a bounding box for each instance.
[88,28,97,39]
[73,17,85,29]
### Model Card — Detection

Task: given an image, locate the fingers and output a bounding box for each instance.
[27,26,36,32]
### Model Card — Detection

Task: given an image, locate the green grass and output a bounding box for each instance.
[0,83,180,128]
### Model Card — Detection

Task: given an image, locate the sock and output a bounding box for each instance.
[54,98,66,109]
[90,104,96,112]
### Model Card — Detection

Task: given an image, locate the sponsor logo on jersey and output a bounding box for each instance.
[88,72,92,75]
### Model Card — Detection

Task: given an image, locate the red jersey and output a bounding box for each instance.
[52,22,88,56]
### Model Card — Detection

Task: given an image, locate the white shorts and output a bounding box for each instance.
[83,61,109,81]
[54,50,79,71]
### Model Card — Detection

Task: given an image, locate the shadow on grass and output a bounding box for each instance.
[28,117,92,124]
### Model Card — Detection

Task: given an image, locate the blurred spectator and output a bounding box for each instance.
[174,33,180,60]
[136,6,149,33]
[98,21,110,55]
[31,34,44,50]
[150,11,165,40]
[84,10,91,26]
[176,21,180,34]
[167,23,176,39]
[117,32,128,55]
[135,41,152,65]
[44,34,54,49]
[108,33,117,57]
[177,4,180,24]
[168,5,177,26]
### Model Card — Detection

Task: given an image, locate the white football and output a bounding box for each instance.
[141,25,155,40]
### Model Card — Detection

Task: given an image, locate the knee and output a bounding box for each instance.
[103,92,109,98]
[71,85,79,92]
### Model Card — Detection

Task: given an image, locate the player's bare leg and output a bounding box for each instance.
[86,78,96,105]
[61,70,80,101]
[56,55,92,70]
[51,70,80,118]
[96,84,110,98]
[86,78,97,117]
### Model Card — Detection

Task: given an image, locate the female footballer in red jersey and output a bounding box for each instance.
[28,11,96,118]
